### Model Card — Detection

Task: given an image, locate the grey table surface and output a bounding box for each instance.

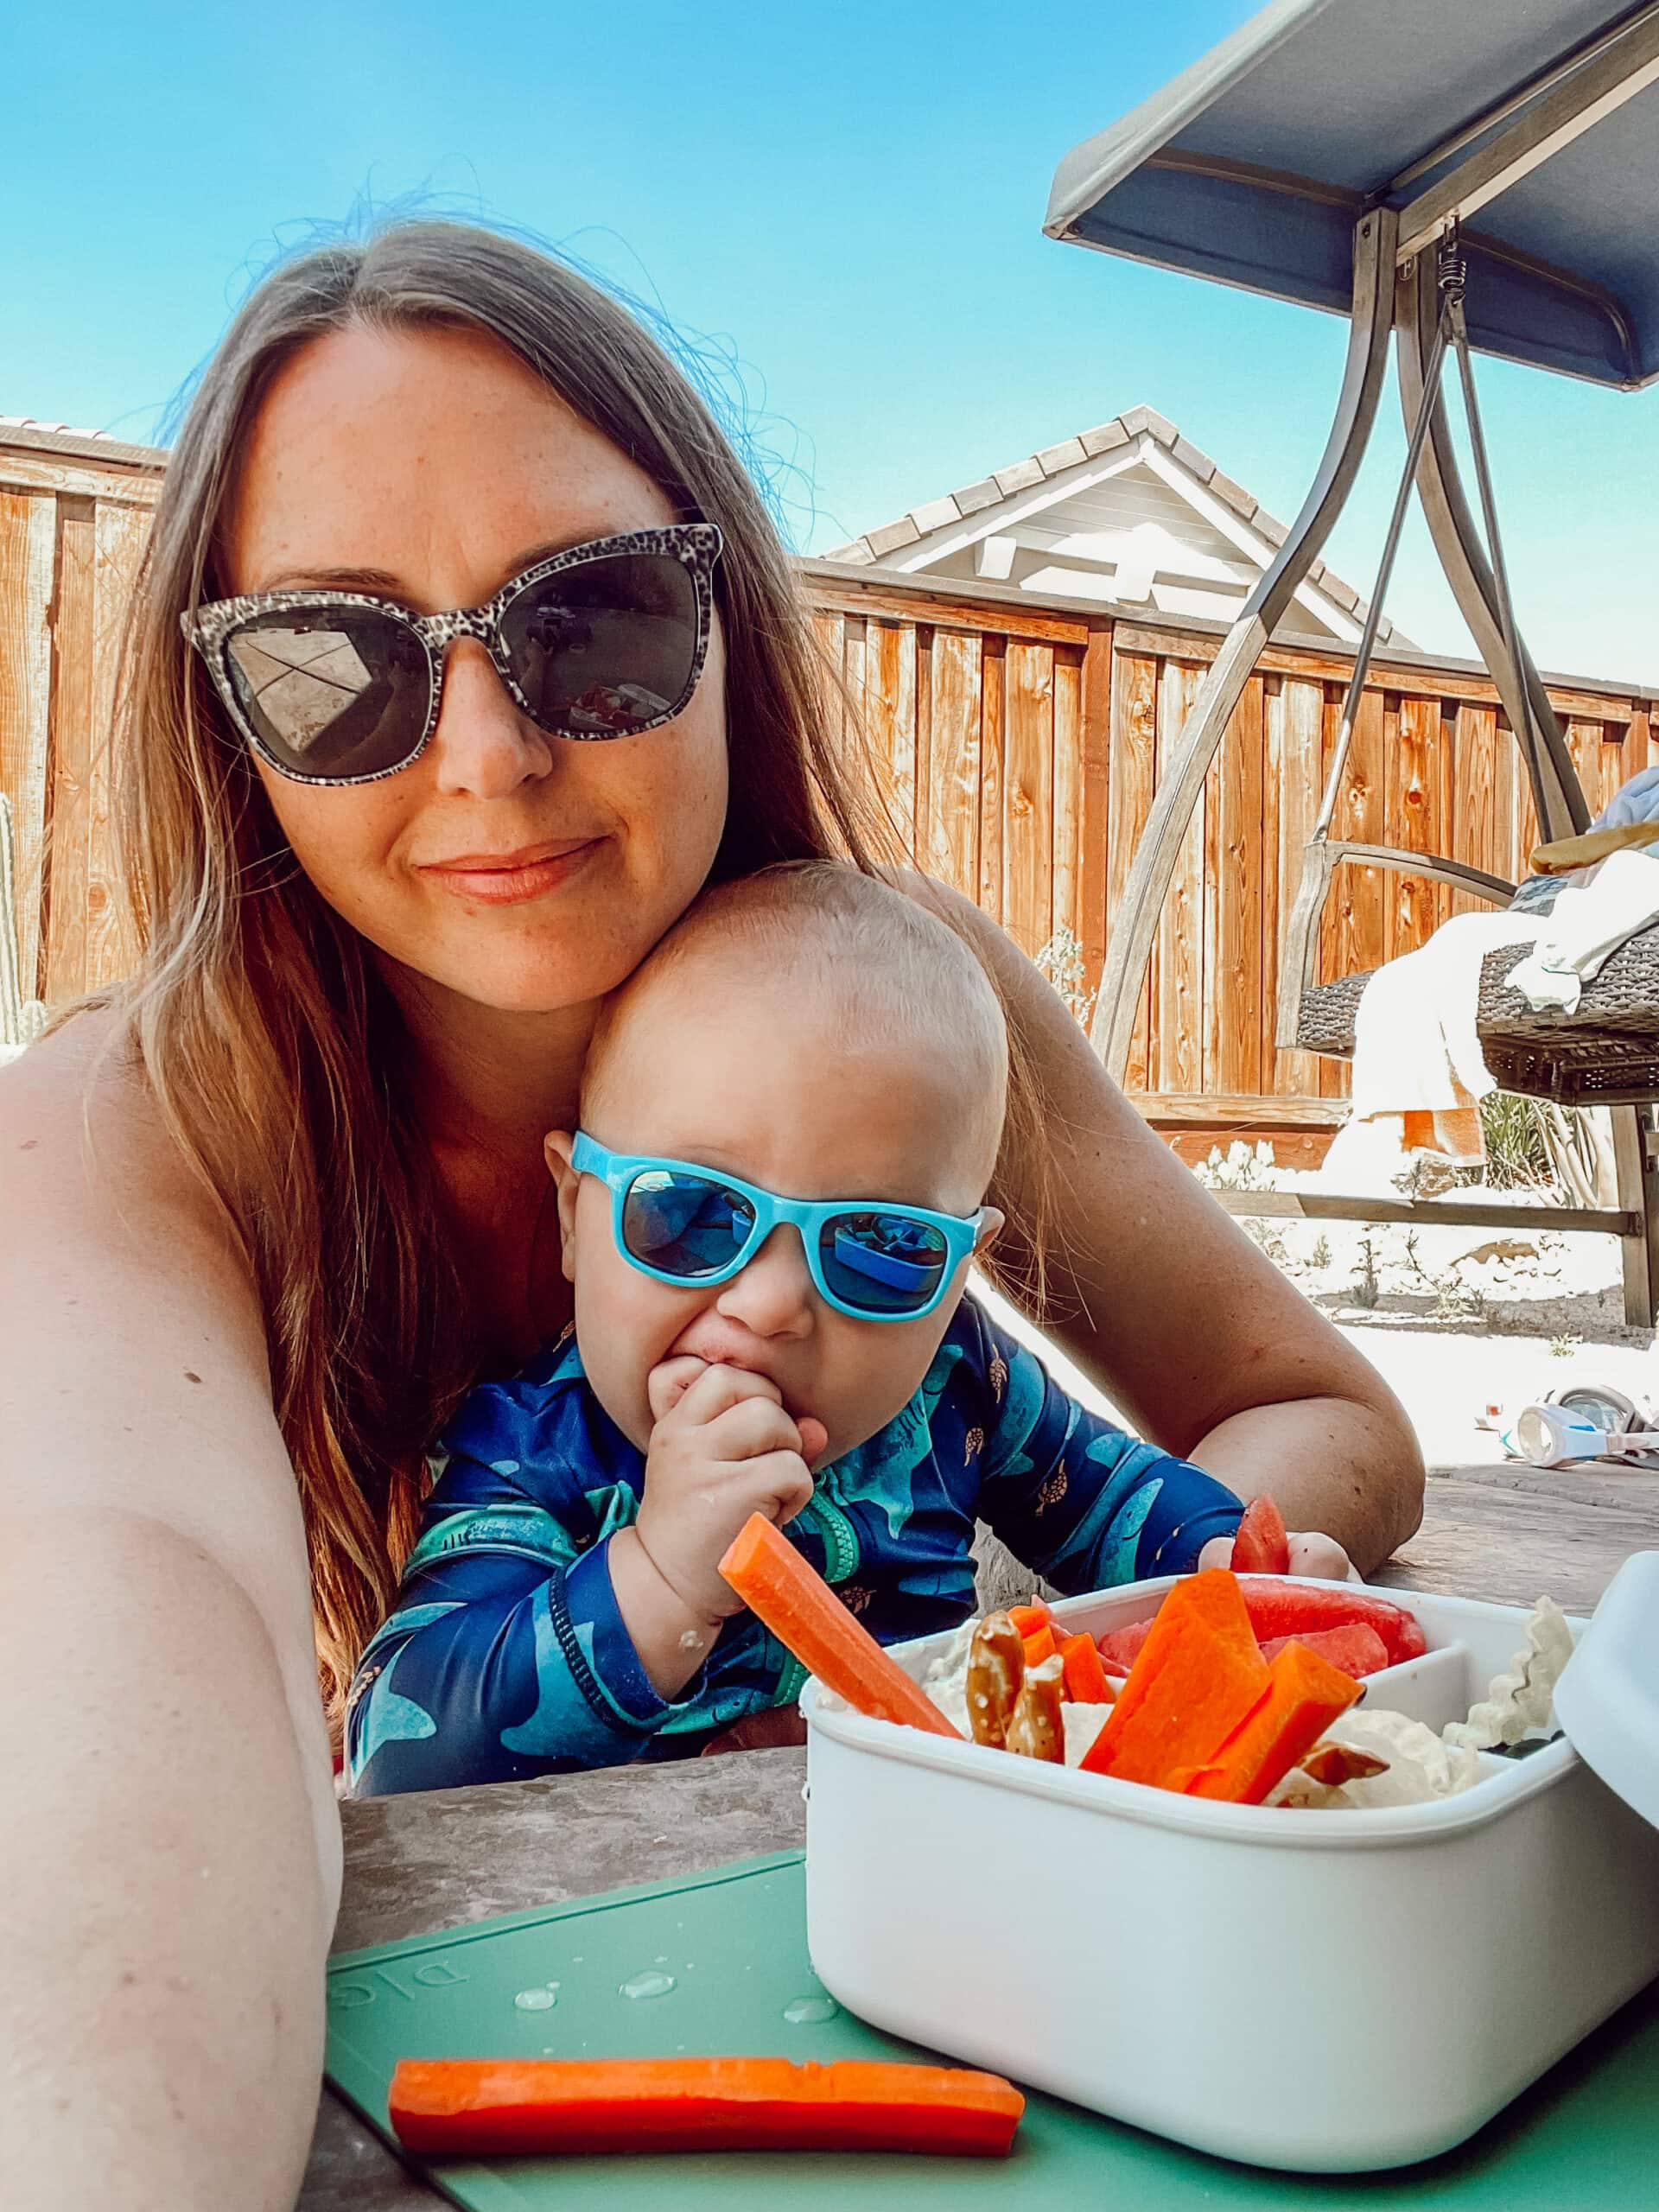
[301,1459,1659,2207]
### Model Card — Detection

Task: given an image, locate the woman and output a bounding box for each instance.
[0,221,1422,2202]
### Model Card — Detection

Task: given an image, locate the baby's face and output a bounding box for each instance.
[549,975,1001,1465]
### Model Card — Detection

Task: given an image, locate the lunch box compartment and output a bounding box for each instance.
[800,1579,1659,2173]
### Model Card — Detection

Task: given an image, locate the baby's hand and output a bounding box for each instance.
[1197,1528,1356,1580]
[636,1359,827,1623]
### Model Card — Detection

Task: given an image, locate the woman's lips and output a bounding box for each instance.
[420,838,601,906]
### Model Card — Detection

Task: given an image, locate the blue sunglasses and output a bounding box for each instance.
[570,1133,988,1322]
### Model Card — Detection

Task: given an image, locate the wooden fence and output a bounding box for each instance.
[0,424,161,1005]
[5,425,1658,1149]
[808,560,1659,1142]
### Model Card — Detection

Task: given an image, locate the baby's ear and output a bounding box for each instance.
[973,1205,1006,1255]
[543,1132,582,1283]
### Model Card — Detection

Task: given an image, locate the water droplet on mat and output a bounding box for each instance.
[514,1986,558,2012]
[620,1969,677,2000]
[783,1994,839,2024]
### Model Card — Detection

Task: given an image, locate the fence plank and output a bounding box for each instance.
[1566,716,1605,819]
[1051,647,1083,965]
[1002,640,1053,957]
[861,615,916,854]
[1213,675,1265,1096]
[1386,692,1445,961]
[1202,705,1223,1092]
[0,489,57,1001]
[1319,682,1383,1099]
[1598,722,1627,820]
[809,608,844,750]
[1108,649,1158,1090]
[1077,626,1112,1004]
[1155,659,1205,1095]
[1273,671,1323,1098]
[1447,701,1500,917]
[44,500,97,998]
[1261,676,1286,1096]
[84,499,149,988]
[927,627,982,898]
[913,626,933,872]
[978,638,1006,925]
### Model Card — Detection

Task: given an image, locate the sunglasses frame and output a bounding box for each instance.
[181,522,724,786]
[570,1132,988,1325]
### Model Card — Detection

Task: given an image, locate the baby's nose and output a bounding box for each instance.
[714,1226,817,1338]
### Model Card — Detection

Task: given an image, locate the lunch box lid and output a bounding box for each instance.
[1557,1550,1659,1832]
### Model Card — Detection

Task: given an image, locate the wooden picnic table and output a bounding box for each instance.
[299,1458,1659,2208]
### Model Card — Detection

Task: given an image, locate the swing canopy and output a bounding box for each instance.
[1045,0,1659,390]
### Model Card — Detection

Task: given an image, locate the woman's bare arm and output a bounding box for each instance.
[942,895,1425,1572]
[0,1020,340,2211]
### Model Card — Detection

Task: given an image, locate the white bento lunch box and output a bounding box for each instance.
[800,1558,1659,2174]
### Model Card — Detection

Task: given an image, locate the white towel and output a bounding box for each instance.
[1345,907,1549,1123]
[1507,849,1659,1014]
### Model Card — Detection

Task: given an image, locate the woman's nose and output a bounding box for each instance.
[714,1229,817,1339]
[428,638,554,798]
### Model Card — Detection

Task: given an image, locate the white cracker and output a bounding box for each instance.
[1443,1597,1574,1751]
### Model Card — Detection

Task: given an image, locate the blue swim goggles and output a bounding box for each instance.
[570,1132,988,1322]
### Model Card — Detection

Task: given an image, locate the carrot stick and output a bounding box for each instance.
[1007,1604,1052,1638]
[718,1514,961,1738]
[1174,1641,1362,1803]
[1081,1571,1268,1786]
[1058,1630,1113,1706]
[1021,1624,1058,1668]
[388,2056,1025,2158]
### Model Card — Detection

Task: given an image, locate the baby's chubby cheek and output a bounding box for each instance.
[809,1314,953,1465]
[570,1258,698,1453]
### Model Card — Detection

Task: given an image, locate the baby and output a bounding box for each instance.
[346,865,1336,1793]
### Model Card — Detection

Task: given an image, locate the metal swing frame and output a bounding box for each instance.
[1080,15,1659,1325]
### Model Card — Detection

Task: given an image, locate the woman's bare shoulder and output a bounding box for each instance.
[1,1007,253,1290]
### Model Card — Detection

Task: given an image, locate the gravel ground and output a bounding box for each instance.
[977,1142,1658,1476]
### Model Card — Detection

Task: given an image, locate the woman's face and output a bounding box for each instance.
[222,321,729,1016]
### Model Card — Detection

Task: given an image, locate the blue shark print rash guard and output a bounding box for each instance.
[346,1296,1245,1794]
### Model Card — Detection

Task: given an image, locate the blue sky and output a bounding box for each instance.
[4,0,1655,683]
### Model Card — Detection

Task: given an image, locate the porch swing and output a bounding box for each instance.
[1046,0,1659,1323]
[1283,226,1584,1067]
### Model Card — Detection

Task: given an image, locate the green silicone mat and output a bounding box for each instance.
[326,1851,1659,2209]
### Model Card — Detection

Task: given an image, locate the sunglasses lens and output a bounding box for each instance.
[818,1213,950,1315]
[501,551,699,738]
[622,1169,755,1280]
[222,609,429,779]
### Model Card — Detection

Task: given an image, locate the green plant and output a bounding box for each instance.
[1478,1091,1580,1192]
[1309,1234,1332,1270]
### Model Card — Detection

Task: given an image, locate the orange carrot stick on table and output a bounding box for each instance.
[718,1513,961,1738]
[388,2056,1025,2158]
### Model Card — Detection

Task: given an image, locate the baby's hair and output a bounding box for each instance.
[583,861,1009,1178]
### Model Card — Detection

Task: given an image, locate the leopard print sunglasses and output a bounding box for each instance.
[181,522,723,785]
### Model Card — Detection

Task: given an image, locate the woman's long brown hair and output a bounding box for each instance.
[105,219,1052,1723]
